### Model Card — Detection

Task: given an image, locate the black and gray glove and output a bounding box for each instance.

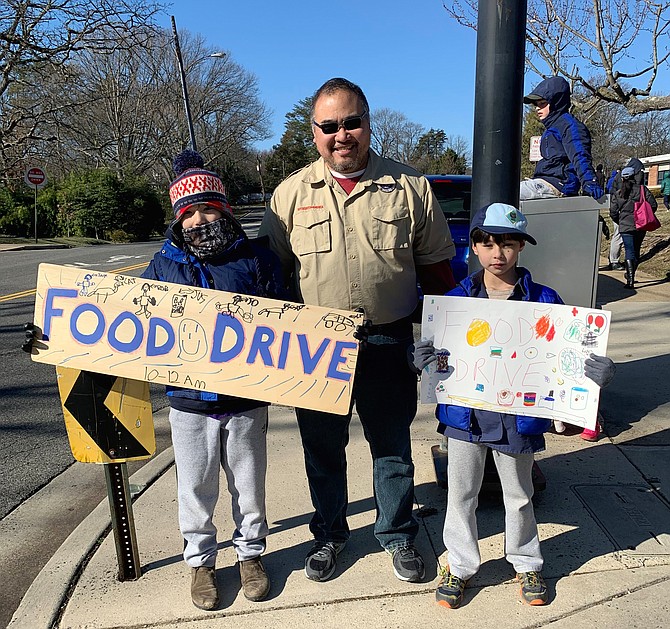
[598,215,610,240]
[353,317,373,349]
[408,339,438,374]
[584,354,616,388]
[21,323,38,353]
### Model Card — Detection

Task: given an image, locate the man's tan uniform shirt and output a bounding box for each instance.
[259,150,455,325]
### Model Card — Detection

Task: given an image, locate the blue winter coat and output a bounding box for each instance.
[606,170,619,194]
[530,77,599,196]
[436,267,563,454]
[142,227,287,415]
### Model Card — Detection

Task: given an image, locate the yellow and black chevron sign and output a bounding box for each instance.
[56,366,155,464]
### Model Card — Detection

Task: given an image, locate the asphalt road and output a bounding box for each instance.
[0,241,168,518]
[0,207,266,626]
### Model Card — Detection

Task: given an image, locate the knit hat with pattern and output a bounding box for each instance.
[169,150,231,218]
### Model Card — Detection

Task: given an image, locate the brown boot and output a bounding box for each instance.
[239,557,270,601]
[191,566,219,610]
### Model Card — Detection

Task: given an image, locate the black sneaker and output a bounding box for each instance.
[517,571,548,606]
[304,541,345,582]
[435,567,467,609]
[388,545,425,582]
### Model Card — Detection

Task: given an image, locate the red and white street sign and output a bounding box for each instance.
[24,166,47,189]
[529,136,542,162]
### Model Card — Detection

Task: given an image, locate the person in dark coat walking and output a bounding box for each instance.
[609,158,658,289]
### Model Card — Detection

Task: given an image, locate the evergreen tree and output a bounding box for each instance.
[264,98,319,189]
[410,129,467,174]
[521,107,545,179]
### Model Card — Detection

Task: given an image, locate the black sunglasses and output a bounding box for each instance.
[312,111,369,135]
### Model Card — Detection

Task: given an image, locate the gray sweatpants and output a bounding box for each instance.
[609,224,623,264]
[169,407,269,568]
[444,438,543,580]
[519,178,561,200]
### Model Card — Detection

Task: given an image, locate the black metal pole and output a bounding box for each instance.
[470,0,528,217]
[34,185,38,243]
[105,462,142,581]
[171,16,197,152]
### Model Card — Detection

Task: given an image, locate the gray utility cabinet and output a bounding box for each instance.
[519,195,608,308]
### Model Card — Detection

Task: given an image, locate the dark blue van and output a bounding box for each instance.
[425,174,472,282]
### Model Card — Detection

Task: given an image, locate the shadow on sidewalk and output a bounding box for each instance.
[141,486,446,607]
[597,272,670,305]
[599,354,670,444]
[415,437,670,606]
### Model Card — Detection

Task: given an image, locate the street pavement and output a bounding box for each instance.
[8,263,670,629]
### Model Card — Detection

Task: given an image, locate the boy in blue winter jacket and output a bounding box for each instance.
[142,151,285,610]
[520,76,604,201]
[410,203,615,609]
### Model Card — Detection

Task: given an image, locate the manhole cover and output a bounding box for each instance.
[573,484,670,555]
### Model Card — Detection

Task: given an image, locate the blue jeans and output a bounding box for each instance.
[621,231,645,261]
[296,330,419,551]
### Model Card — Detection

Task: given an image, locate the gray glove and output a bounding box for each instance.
[408,339,437,374]
[584,354,616,388]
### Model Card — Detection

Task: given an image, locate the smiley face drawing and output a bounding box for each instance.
[177,319,208,361]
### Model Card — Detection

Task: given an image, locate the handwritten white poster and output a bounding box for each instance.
[30,264,364,415]
[420,296,611,430]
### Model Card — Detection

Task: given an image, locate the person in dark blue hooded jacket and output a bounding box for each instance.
[520,76,604,201]
[142,150,286,610]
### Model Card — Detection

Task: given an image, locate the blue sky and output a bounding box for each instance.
[160,1,669,156]
[159,1,480,152]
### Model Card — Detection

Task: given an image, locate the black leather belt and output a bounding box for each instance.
[368,316,413,337]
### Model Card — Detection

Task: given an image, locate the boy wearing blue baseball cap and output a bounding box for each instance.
[410,203,615,609]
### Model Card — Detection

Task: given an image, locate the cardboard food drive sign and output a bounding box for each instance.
[420,295,611,431]
[30,264,364,415]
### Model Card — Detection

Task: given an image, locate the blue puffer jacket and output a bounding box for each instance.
[531,77,599,196]
[142,226,286,415]
[436,268,563,452]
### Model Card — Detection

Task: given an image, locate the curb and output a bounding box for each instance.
[7,447,176,629]
[0,244,71,252]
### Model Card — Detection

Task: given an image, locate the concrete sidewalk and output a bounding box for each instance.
[9,267,670,628]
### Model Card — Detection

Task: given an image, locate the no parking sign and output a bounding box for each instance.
[529,136,542,162]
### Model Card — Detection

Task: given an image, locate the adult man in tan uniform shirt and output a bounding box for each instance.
[260,77,455,584]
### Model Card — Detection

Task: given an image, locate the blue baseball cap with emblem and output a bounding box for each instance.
[470,202,537,245]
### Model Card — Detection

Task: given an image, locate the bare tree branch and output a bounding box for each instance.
[444,0,670,114]
[0,0,164,178]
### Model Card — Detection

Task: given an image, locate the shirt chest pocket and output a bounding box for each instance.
[370,205,410,251]
[291,208,332,256]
